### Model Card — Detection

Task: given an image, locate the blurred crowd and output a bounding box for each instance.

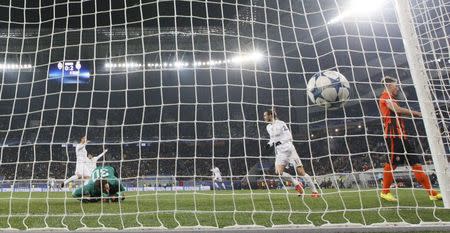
[1,133,432,183]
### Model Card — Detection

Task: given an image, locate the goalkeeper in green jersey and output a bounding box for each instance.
[72,166,125,203]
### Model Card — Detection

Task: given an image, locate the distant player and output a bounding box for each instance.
[264,109,319,198]
[85,149,108,176]
[48,177,57,191]
[62,136,90,188]
[72,166,125,203]
[211,166,226,190]
[379,76,441,201]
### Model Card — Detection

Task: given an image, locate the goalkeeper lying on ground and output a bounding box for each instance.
[72,166,125,202]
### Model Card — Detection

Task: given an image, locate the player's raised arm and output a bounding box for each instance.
[94,149,108,162]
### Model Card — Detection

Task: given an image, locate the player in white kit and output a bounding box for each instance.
[48,177,57,191]
[211,166,226,190]
[62,136,91,188]
[85,149,108,175]
[264,110,319,198]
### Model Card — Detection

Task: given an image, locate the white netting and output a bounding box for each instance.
[410,0,450,155]
[0,0,449,230]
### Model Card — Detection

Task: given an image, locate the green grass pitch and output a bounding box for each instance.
[1,189,449,230]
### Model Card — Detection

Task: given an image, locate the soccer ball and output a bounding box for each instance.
[307,70,350,109]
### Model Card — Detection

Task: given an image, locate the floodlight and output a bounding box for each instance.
[328,0,386,24]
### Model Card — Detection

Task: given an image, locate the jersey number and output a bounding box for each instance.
[91,169,109,181]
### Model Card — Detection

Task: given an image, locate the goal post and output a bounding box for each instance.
[394,0,450,207]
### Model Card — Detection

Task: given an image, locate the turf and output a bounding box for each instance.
[0,189,449,230]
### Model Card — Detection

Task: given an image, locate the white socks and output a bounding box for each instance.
[280,172,318,193]
[214,182,226,190]
[281,172,300,186]
[64,175,79,185]
[302,173,318,193]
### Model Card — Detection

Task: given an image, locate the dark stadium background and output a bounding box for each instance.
[0,0,445,186]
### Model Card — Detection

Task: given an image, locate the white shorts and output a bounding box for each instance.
[214,176,223,182]
[75,163,91,177]
[274,142,303,167]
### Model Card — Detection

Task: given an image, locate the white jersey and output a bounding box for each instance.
[75,143,89,176]
[211,167,222,180]
[266,120,293,146]
[85,151,107,175]
[266,119,302,167]
[48,178,56,188]
[75,143,88,163]
[85,158,98,175]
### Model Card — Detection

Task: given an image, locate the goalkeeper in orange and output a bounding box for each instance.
[379,76,441,201]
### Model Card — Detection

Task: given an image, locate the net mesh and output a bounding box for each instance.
[411,0,450,153]
[0,0,449,230]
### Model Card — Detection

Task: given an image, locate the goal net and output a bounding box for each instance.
[411,0,450,161]
[0,0,449,230]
